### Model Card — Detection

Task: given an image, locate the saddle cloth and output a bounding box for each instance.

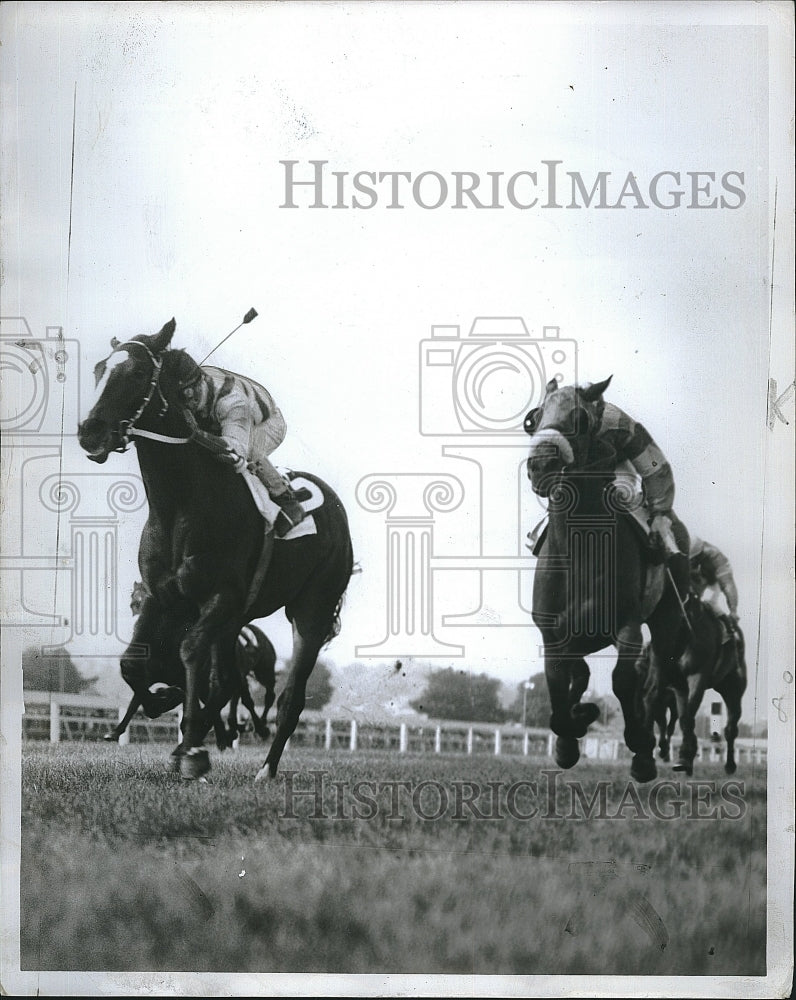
[241,467,318,615]
[241,467,318,541]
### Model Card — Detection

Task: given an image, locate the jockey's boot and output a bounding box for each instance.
[718,614,737,646]
[271,484,306,538]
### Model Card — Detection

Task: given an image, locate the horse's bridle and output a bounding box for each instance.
[101,340,190,452]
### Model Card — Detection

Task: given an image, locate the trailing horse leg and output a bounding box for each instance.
[237,673,269,740]
[653,700,669,761]
[255,623,325,782]
[672,673,705,776]
[716,678,743,775]
[612,625,657,783]
[226,692,241,744]
[260,679,276,740]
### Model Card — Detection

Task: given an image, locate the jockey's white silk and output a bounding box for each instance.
[526,428,575,467]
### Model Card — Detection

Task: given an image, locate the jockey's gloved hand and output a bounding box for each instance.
[216,448,247,473]
[182,409,199,436]
[648,513,679,555]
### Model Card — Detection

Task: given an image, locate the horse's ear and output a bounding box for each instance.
[579,375,613,402]
[545,378,559,395]
[148,317,176,355]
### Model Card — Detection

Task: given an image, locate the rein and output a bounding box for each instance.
[130,428,192,445]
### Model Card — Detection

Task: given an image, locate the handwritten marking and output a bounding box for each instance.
[767,377,795,429]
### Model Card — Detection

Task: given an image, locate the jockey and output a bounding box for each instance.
[593,400,689,570]
[525,380,690,589]
[689,536,740,635]
[177,357,306,537]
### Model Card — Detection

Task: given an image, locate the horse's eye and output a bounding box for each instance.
[524,407,541,435]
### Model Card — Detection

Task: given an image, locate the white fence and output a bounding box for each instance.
[22,690,768,765]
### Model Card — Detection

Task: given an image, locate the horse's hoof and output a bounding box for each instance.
[672,759,693,777]
[180,748,210,780]
[555,737,580,769]
[724,760,737,775]
[631,754,657,783]
[254,763,273,783]
[103,732,120,742]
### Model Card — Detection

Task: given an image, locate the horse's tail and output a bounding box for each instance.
[323,556,358,647]
[324,590,346,647]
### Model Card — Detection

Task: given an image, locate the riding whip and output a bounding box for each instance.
[666,565,695,638]
[199,307,258,366]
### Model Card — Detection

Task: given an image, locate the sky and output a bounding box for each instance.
[1,2,793,730]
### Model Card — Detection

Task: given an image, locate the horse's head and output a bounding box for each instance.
[524,375,612,496]
[78,318,202,462]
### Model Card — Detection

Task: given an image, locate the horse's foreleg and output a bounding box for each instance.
[261,678,276,740]
[237,673,268,740]
[179,596,240,778]
[256,624,324,782]
[672,673,705,776]
[652,700,669,761]
[543,653,597,770]
[613,625,657,783]
[226,692,241,743]
[104,693,141,742]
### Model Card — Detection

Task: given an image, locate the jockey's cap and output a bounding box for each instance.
[174,350,204,393]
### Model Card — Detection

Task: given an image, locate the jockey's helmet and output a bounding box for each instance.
[174,351,204,405]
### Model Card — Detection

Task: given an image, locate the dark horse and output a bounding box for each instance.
[225,624,278,744]
[78,318,353,780]
[104,584,277,746]
[525,377,689,783]
[667,598,747,775]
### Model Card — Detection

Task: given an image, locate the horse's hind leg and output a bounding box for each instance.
[255,622,325,782]
[612,624,657,783]
[716,674,744,775]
